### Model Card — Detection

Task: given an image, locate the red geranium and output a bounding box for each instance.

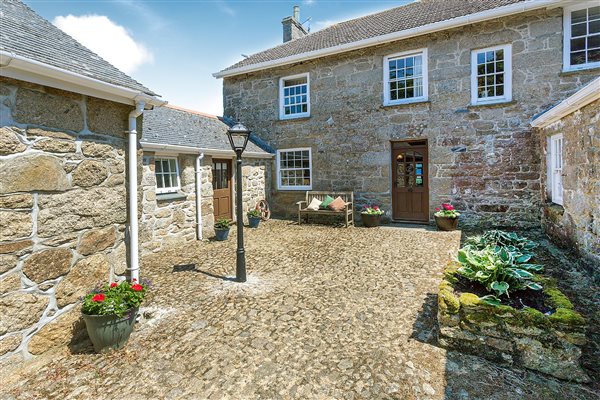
[442,203,454,211]
[435,207,440,211]
[110,282,118,288]
[131,283,143,292]
[92,293,105,302]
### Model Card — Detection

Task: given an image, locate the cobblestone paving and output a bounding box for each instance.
[1,220,598,400]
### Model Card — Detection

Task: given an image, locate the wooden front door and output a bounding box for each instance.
[391,140,429,222]
[212,159,232,220]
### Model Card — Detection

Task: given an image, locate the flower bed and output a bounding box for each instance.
[437,231,589,382]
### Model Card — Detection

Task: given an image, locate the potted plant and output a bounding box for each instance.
[214,218,232,241]
[361,205,384,227]
[247,209,262,228]
[434,203,460,231]
[81,279,147,353]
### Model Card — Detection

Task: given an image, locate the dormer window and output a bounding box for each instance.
[279,73,310,120]
[564,2,600,71]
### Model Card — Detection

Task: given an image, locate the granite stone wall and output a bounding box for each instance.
[0,77,134,359]
[538,98,600,267]
[223,8,599,228]
[140,153,270,252]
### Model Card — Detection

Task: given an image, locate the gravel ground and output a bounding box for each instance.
[1,220,597,400]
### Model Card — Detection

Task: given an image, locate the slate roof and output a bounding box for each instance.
[220,0,524,74]
[0,0,158,96]
[141,105,271,155]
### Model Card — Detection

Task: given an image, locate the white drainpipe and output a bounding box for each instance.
[128,101,145,282]
[195,152,205,240]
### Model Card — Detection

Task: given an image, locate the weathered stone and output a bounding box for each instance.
[26,128,75,140]
[0,154,69,194]
[22,248,73,283]
[71,160,109,187]
[81,142,118,158]
[106,174,125,187]
[0,335,21,356]
[0,292,49,335]
[0,194,34,209]
[0,254,17,274]
[109,241,128,276]
[0,240,33,255]
[37,187,127,237]
[55,253,109,307]
[28,310,85,355]
[32,138,76,153]
[0,127,27,155]
[78,226,116,255]
[0,210,32,241]
[0,272,21,294]
[13,88,83,132]
[86,97,130,137]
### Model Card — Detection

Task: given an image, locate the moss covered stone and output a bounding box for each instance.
[439,288,460,314]
[549,308,585,327]
[459,293,480,307]
[545,287,574,310]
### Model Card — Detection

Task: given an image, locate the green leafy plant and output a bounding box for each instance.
[456,232,544,305]
[214,218,232,230]
[247,209,261,218]
[82,279,147,317]
[361,205,384,215]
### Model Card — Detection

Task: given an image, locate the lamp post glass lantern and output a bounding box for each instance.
[226,122,251,282]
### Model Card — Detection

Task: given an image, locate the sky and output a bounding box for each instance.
[29,0,412,116]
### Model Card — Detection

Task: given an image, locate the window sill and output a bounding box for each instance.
[277,188,312,192]
[156,191,188,201]
[468,100,516,109]
[382,99,430,108]
[560,65,600,76]
[277,115,311,123]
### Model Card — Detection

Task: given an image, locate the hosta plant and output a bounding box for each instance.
[82,279,148,317]
[466,230,538,252]
[456,234,544,305]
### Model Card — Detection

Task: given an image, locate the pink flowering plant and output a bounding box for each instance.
[81,279,148,317]
[434,203,460,219]
[361,205,384,215]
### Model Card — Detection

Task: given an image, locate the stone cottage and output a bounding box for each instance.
[531,76,599,266]
[140,105,272,254]
[215,0,599,230]
[0,0,163,360]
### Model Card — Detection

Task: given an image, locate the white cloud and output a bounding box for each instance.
[53,14,154,74]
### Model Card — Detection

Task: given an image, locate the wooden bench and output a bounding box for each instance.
[296,191,354,227]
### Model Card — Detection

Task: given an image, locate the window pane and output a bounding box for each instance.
[477,52,485,64]
[156,174,164,188]
[590,6,600,19]
[571,37,586,51]
[495,49,504,61]
[572,22,587,37]
[589,34,600,49]
[572,9,587,24]
[589,48,600,62]
[570,50,587,65]
[163,174,171,188]
[155,160,162,172]
[496,85,504,96]
[590,20,600,35]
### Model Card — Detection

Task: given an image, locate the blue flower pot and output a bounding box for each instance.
[248,217,261,228]
[214,228,230,241]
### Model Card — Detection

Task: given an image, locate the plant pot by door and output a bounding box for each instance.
[361,213,382,228]
[248,217,261,228]
[214,228,230,241]
[82,308,138,353]
[435,216,459,231]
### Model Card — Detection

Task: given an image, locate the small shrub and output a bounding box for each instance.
[214,218,232,230]
[456,230,544,305]
[247,209,261,218]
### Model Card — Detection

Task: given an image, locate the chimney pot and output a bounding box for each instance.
[293,5,300,21]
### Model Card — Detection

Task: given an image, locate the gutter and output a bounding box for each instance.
[213,0,562,78]
[531,77,600,128]
[140,142,275,159]
[195,153,205,240]
[0,51,165,107]
[128,102,145,282]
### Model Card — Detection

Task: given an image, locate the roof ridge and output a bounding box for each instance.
[164,104,219,119]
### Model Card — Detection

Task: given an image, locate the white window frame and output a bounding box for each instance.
[563,1,600,72]
[154,155,181,194]
[549,134,564,206]
[470,44,512,106]
[383,48,428,106]
[279,73,310,120]
[276,148,313,191]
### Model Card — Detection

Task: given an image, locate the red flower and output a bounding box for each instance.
[435,207,440,211]
[131,284,143,292]
[442,203,454,211]
[110,282,118,288]
[373,206,379,210]
[132,278,137,282]
[92,293,105,302]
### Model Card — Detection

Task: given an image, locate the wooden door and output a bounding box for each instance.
[212,159,232,220]
[391,140,429,222]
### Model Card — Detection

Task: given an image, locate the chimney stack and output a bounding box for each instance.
[282,5,307,43]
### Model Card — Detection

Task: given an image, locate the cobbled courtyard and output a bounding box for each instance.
[1,220,598,400]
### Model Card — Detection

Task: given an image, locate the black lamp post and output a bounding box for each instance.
[226,122,251,282]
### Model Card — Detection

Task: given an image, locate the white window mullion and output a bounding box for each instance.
[383,48,428,106]
[276,148,312,191]
[550,134,563,205]
[154,156,181,194]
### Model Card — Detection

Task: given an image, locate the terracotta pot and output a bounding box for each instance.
[435,216,459,231]
[82,308,138,353]
[361,213,382,227]
[214,228,230,241]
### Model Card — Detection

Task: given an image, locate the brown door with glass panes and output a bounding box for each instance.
[212,159,232,220]
[391,140,429,222]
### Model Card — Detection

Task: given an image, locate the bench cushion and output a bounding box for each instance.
[328,196,346,212]
[319,195,335,209]
[306,198,322,211]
